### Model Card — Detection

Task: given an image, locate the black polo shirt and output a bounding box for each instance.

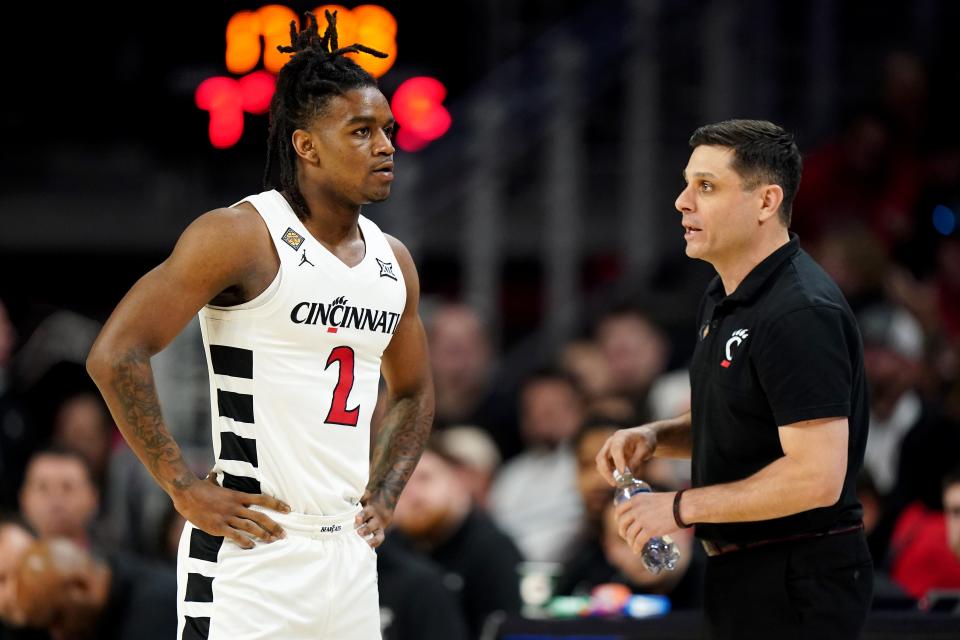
[690,233,867,544]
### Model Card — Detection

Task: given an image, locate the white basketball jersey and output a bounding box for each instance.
[198,189,406,516]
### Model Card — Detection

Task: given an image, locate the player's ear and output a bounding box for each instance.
[291,129,320,166]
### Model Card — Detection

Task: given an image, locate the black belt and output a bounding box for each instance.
[701,522,864,557]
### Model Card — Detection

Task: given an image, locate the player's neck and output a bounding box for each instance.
[288,188,362,246]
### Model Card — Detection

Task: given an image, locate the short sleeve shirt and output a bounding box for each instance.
[690,234,868,544]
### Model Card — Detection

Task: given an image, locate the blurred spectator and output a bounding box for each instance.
[813,227,889,313]
[887,238,960,347]
[428,304,494,424]
[489,370,585,563]
[393,441,522,639]
[0,516,34,630]
[435,426,501,509]
[555,417,621,596]
[595,309,669,419]
[647,369,691,423]
[14,538,176,640]
[583,395,636,425]
[859,304,925,496]
[7,360,101,515]
[882,51,928,142]
[427,303,520,460]
[858,303,960,564]
[0,300,13,394]
[18,448,98,547]
[50,393,113,488]
[559,341,614,402]
[0,298,31,512]
[888,498,960,600]
[377,537,470,640]
[793,106,921,249]
[934,237,960,342]
[945,469,960,562]
[857,473,913,605]
[600,502,705,609]
[574,419,622,530]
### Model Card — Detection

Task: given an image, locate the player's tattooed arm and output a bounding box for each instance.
[87,207,269,496]
[366,392,433,512]
[365,235,436,523]
[107,346,197,492]
[88,208,291,546]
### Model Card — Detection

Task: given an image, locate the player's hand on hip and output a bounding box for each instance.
[355,493,392,549]
[596,425,658,486]
[171,472,291,549]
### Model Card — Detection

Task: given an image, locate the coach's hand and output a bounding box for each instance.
[356,491,391,549]
[596,425,658,486]
[171,472,290,549]
[615,490,680,555]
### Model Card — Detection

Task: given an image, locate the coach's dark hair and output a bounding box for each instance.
[688,119,802,227]
[263,10,387,220]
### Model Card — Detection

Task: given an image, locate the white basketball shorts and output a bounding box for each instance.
[176,505,381,639]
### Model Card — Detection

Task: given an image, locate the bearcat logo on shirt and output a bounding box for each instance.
[721,328,749,368]
[290,296,401,334]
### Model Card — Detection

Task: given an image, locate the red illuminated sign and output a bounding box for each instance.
[391,77,451,151]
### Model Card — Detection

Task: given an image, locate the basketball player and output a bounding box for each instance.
[86,11,434,639]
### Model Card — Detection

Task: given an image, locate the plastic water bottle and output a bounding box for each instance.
[612,469,680,575]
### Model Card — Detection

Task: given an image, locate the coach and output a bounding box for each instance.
[597,120,873,639]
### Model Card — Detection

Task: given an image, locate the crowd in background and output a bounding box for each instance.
[2,53,960,640]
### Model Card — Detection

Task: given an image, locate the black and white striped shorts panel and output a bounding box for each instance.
[177,523,223,640]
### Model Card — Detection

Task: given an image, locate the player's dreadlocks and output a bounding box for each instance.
[264,10,388,220]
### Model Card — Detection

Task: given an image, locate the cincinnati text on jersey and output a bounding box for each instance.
[290,296,402,334]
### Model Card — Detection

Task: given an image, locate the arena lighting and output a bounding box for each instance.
[201,4,398,148]
[226,5,396,77]
[932,204,957,236]
[195,71,277,149]
[226,5,299,75]
[239,70,276,115]
[391,77,451,152]
[313,4,397,78]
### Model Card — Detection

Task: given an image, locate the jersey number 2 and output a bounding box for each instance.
[324,346,360,426]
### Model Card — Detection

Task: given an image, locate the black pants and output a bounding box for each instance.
[703,530,873,640]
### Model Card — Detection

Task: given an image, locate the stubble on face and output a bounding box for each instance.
[307,86,396,207]
[678,145,762,268]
